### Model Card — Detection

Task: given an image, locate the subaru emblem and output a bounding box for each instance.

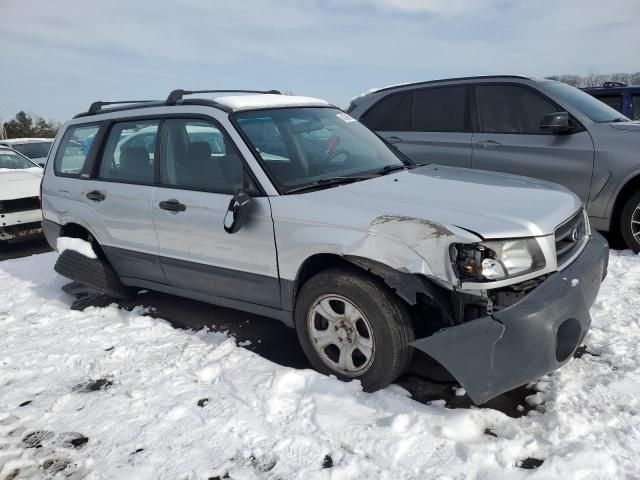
[571,228,579,242]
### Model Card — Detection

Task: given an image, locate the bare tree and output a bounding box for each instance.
[548,72,640,87]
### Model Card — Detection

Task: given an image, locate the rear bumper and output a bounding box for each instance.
[411,232,609,404]
[0,209,43,242]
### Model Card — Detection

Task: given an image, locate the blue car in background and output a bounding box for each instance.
[583,82,640,120]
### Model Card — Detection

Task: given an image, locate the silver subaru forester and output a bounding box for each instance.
[41,89,609,404]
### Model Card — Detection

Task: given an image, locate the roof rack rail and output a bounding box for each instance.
[166,89,281,106]
[87,100,156,115]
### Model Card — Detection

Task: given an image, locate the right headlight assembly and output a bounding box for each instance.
[451,238,546,282]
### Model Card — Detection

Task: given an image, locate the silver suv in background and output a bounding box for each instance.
[41,89,608,404]
[348,75,640,251]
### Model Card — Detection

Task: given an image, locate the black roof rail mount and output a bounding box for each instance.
[166,89,281,106]
[87,100,155,115]
[602,81,627,88]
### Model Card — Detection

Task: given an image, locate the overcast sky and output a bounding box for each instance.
[1,0,639,123]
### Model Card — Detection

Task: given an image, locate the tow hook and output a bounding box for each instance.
[486,297,494,316]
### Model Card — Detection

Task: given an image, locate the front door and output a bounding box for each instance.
[471,84,595,203]
[152,118,281,308]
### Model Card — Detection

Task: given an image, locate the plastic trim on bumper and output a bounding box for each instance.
[411,232,609,404]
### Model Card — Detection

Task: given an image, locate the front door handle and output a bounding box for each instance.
[386,135,402,144]
[475,140,503,148]
[159,199,186,212]
[86,190,106,202]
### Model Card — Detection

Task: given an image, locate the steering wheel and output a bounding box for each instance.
[321,149,350,171]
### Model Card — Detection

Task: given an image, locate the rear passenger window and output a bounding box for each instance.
[632,95,640,120]
[594,94,623,113]
[361,92,413,131]
[54,125,100,176]
[99,120,159,184]
[412,86,469,132]
[476,85,558,134]
[160,119,244,193]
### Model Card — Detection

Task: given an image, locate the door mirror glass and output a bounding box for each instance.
[540,111,571,133]
[224,190,252,234]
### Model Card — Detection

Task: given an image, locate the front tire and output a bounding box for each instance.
[620,191,640,253]
[294,268,414,391]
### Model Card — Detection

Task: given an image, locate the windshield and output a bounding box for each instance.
[234,107,406,192]
[542,81,630,123]
[0,150,37,170]
[12,141,53,159]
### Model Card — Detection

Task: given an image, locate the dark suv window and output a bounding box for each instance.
[412,86,469,132]
[632,95,640,120]
[160,119,244,193]
[360,92,412,131]
[99,120,159,184]
[476,85,558,134]
[593,94,624,113]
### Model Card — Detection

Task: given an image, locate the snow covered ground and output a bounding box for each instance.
[1,251,639,479]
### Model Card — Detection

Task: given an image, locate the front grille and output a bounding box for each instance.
[0,197,40,214]
[555,209,586,266]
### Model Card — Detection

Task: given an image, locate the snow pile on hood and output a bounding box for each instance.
[0,252,639,479]
[56,237,97,259]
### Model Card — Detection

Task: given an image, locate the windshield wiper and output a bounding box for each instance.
[284,175,374,194]
[375,164,408,175]
[612,117,629,123]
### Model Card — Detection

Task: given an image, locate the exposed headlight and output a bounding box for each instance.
[451,238,546,282]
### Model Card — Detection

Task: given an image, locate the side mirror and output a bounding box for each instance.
[540,111,572,133]
[224,190,252,234]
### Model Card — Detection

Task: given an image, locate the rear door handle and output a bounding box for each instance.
[159,199,186,212]
[386,135,402,144]
[86,190,106,202]
[475,140,503,148]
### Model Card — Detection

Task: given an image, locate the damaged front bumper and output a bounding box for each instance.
[411,232,609,404]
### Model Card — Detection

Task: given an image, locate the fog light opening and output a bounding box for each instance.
[555,318,582,362]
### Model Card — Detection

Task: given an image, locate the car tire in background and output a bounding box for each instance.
[620,190,640,253]
[294,268,414,391]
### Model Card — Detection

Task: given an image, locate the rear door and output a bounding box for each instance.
[471,83,595,203]
[81,119,165,284]
[361,86,473,168]
[152,117,281,308]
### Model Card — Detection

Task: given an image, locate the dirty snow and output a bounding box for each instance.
[56,237,97,259]
[0,251,639,479]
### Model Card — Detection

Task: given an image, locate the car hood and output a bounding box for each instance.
[610,121,640,131]
[0,168,42,200]
[300,165,582,239]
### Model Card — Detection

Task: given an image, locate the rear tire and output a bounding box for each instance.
[620,190,640,253]
[54,250,135,300]
[294,268,414,391]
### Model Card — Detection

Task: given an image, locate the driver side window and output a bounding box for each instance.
[476,85,559,134]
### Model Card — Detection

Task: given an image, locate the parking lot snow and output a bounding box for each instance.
[1,251,639,479]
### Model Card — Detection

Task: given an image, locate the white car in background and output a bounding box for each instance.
[0,147,43,243]
[0,138,54,167]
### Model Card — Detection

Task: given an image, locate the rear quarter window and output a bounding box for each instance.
[632,94,640,120]
[54,124,101,176]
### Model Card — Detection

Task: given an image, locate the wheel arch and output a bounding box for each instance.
[610,172,640,232]
[289,253,456,332]
[59,221,108,260]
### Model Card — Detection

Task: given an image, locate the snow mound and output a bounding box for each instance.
[56,237,97,259]
[0,251,639,479]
